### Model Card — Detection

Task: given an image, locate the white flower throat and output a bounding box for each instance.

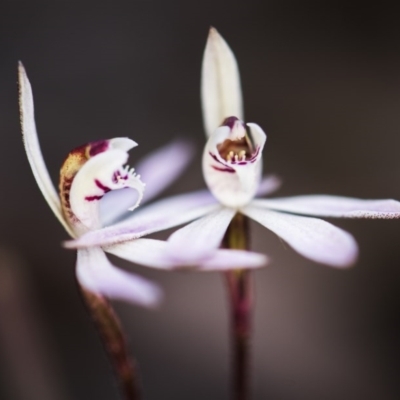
[203,116,266,209]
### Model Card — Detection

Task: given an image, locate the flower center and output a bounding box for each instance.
[217,117,255,164]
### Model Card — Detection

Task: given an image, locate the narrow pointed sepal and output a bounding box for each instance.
[76,247,162,307]
[136,139,195,204]
[252,195,400,219]
[63,190,218,249]
[242,205,358,267]
[106,238,268,271]
[201,27,243,137]
[18,63,74,236]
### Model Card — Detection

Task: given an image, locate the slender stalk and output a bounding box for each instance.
[223,213,253,400]
[80,288,141,400]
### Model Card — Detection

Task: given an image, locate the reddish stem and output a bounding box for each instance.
[223,213,253,400]
[80,288,141,400]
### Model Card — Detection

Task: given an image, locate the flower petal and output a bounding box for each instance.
[201,27,243,137]
[99,188,141,227]
[252,195,400,219]
[76,247,162,307]
[167,207,236,263]
[197,249,268,271]
[105,239,175,269]
[242,205,358,267]
[106,238,267,271]
[136,139,194,204]
[18,63,74,236]
[64,190,219,248]
[256,175,282,197]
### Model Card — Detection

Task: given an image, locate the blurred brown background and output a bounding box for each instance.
[1,1,400,399]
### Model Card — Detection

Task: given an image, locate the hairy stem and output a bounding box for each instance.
[223,213,253,400]
[80,288,141,400]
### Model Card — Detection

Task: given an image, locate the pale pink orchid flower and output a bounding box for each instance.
[65,28,400,269]
[19,63,268,308]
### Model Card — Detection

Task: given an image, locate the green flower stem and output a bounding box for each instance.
[80,288,140,400]
[223,213,253,400]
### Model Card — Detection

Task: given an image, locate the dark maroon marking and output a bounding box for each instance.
[212,165,235,173]
[237,161,248,165]
[95,179,111,193]
[222,116,240,129]
[89,140,109,157]
[209,152,227,166]
[85,195,103,201]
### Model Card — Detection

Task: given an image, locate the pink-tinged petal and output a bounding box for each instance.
[198,249,268,271]
[242,205,358,267]
[106,238,267,271]
[136,139,194,204]
[18,63,74,237]
[105,239,178,270]
[167,207,236,263]
[64,190,219,249]
[252,195,400,219]
[256,175,282,197]
[203,120,266,208]
[99,188,141,227]
[76,247,162,307]
[69,149,144,233]
[201,27,243,137]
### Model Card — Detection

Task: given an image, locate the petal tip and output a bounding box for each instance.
[62,239,78,249]
[208,26,219,38]
[18,61,26,76]
[109,137,138,152]
[142,288,164,309]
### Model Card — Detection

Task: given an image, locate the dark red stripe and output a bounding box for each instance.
[95,179,111,193]
[211,165,235,173]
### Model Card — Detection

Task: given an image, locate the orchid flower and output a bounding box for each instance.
[19,63,267,308]
[66,28,400,269]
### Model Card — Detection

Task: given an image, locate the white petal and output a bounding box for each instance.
[64,190,218,248]
[203,122,266,208]
[109,137,137,152]
[201,27,243,137]
[198,249,268,271]
[136,139,194,204]
[106,239,177,269]
[167,207,236,263]
[69,149,144,233]
[253,195,400,219]
[106,238,267,271]
[256,175,282,197]
[18,63,73,236]
[76,247,162,307]
[242,205,358,267]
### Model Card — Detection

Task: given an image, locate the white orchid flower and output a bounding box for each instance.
[200,27,400,267]
[19,63,268,308]
[66,28,400,269]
